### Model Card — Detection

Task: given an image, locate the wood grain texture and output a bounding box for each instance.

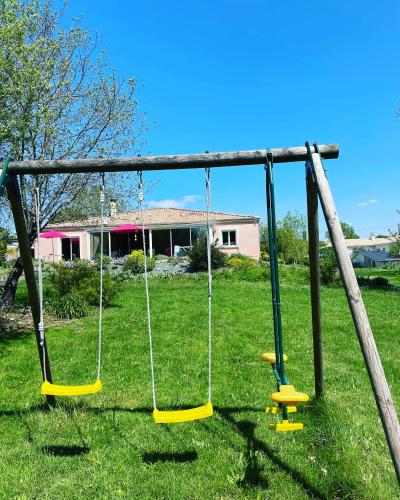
[7,144,339,175]
[311,152,400,484]
[306,165,324,399]
[6,176,55,406]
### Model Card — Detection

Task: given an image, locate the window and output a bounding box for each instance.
[222,230,237,246]
[90,231,110,258]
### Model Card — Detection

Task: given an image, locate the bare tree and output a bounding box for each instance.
[0,0,145,310]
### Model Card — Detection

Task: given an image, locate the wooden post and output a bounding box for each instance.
[309,151,400,483]
[306,164,324,399]
[6,175,55,406]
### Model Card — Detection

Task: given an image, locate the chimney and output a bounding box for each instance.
[110,199,117,218]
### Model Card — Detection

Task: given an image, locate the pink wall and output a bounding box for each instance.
[214,221,260,260]
[33,230,88,261]
[33,222,261,261]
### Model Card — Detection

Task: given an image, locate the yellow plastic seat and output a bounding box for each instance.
[260,352,288,365]
[271,385,309,405]
[265,405,297,414]
[269,420,304,432]
[153,402,213,424]
[41,379,102,397]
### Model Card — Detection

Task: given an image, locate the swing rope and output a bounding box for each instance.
[97,173,105,380]
[138,168,213,422]
[36,174,105,396]
[34,182,46,380]
[137,171,157,409]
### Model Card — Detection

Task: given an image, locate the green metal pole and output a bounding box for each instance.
[265,162,281,384]
[266,159,288,384]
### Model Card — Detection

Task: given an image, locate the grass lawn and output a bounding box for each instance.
[0,276,399,498]
[355,266,400,287]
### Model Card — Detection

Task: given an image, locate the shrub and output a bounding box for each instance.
[47,259,117,308]
[227,257,244,268]
[188,235,227,271]
[357,276,390,289]
[94,254,112,270]
[124,250,155,274]
[46,292,89,319]
[227,254,257,268]
[320,248,340,285]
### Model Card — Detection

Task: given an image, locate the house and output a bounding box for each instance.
[34,207,260,261]
[352,249,400,268]
[342,236,396,256]
[327,236,397,257]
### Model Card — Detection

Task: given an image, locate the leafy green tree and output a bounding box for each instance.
[51,186,127,223]
[389,242,400,256]
[0,0,144,310]
[0,227,10,266]
[276,211,307,264]
[325,222,359,241]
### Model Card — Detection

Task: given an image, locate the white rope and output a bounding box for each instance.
[138,171,157,408]
[205,167,212,402]
[35,184,47,380]
[97,174,105,380]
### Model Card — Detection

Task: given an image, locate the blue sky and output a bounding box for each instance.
[64,0,400,237]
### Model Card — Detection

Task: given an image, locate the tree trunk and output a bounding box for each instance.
[0,257,24,311]
[0,223,35,312]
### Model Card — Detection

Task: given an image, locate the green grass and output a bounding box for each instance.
[1,276,399,498]
[355,266,400,287]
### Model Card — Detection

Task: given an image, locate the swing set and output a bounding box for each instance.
[1,142,399,482]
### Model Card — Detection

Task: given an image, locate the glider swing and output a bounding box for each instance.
[261,153,309,431]
[137,168,214,424]
[36,175,106,397]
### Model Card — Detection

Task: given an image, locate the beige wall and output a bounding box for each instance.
[33,230,88,261]
[214,221,260,260]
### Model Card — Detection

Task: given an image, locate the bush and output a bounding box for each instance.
[94,254,112,270]
[320,248,340,285]
[357,276,390,289]
[124,250,155,274]
[47,259,117,308]
[188,235,227,271]
[227,254,257,268]
[46,292,89,319]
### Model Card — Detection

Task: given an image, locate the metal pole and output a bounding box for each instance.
[6,175,55,406]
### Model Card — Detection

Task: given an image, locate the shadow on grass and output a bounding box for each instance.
[235,420,269,491]
[0,401,367,496]
[217,408,327,499]
[41,445,90,457]
[143,451,198,464]
[0,324,32,345]
[304,397,363,499]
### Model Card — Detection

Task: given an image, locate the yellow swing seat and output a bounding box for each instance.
[269,420,304,432]
[41,379,102,397]
[153,402,213,424]
[271,384,309,405]
[260,352,288,365]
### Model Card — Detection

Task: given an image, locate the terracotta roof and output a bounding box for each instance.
[49,207,259,229]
